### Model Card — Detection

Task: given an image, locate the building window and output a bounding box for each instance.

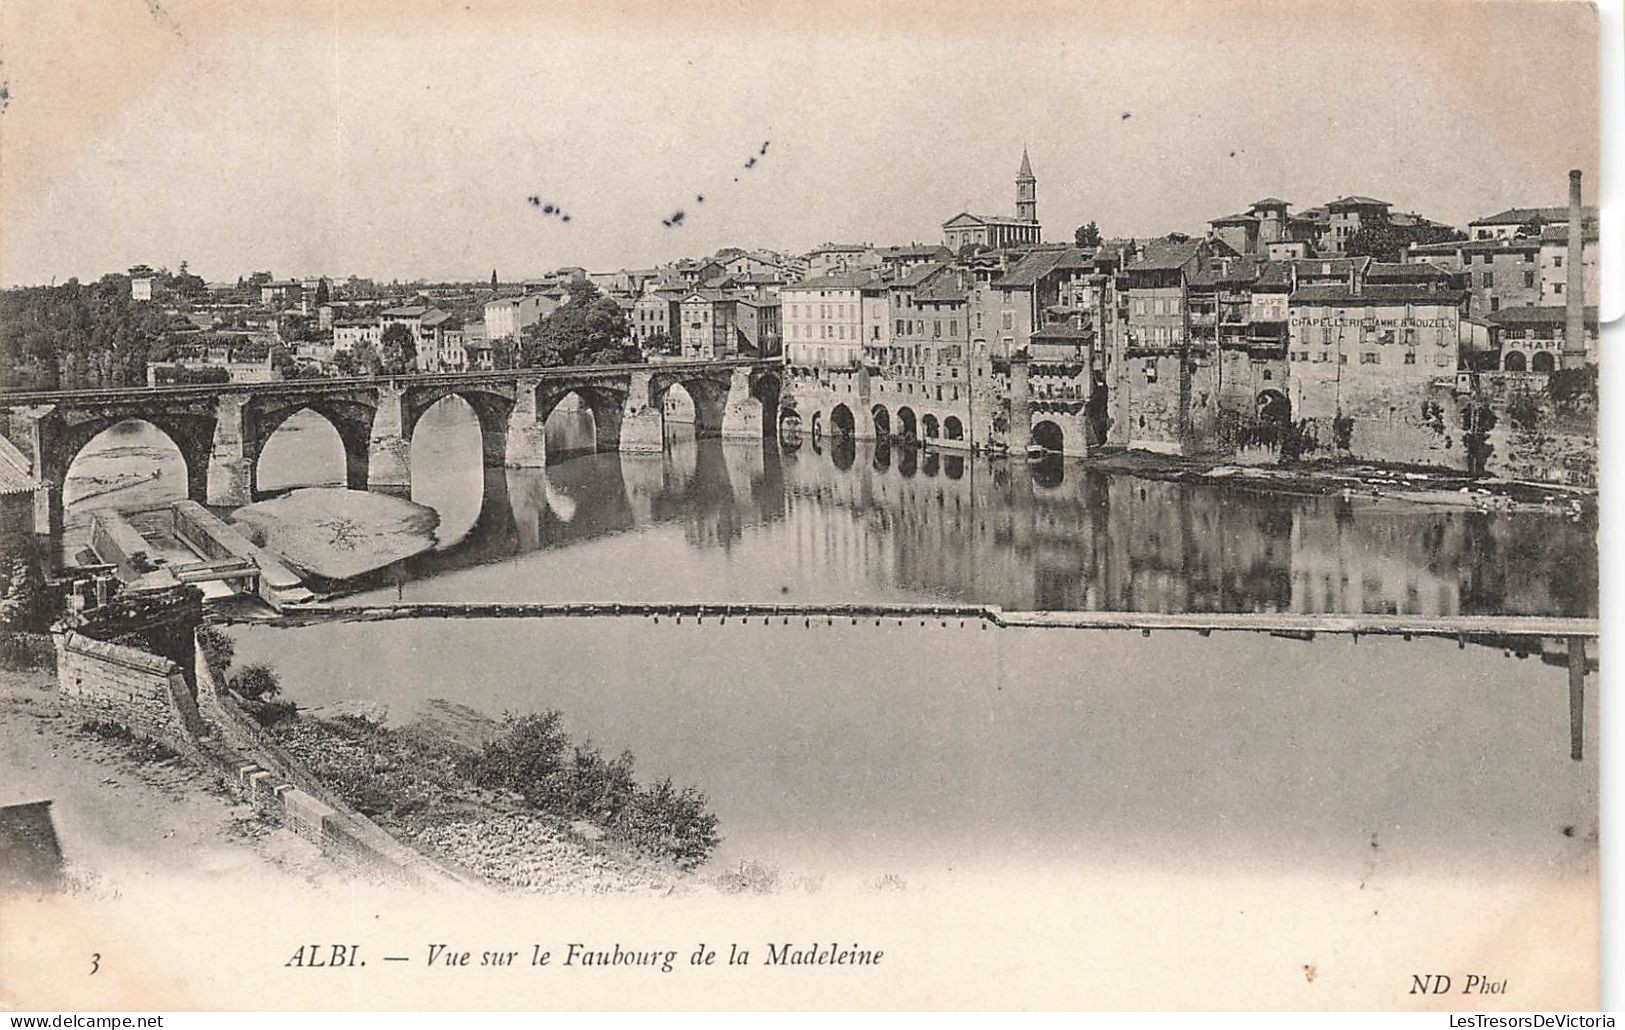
[1143,359,1158,383]
[1553,283,1564,294]
[1361,352,1379,364]
[1523,271,1535,288]
[1555,255,1564,268]
[1339,354,1348,364]
[1404,352,1416,364]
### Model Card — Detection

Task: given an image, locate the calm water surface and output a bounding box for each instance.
[62,398,1596,616]
[64,402,1598,879]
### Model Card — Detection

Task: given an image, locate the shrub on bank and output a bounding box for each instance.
[228,662,281,701]
[0,629,55,671]
[468,713,721,870]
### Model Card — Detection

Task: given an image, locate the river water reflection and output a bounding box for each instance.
[62,401,1596,616]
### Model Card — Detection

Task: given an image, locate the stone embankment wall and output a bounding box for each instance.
[192,641,476,891]
[52,630,206,757]
[48,616,475,891]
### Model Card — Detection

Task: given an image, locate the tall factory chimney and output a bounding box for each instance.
[1563,169,1586,369]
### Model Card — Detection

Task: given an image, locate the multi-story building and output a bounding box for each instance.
[380,305,462,371]
[733,296,782,358]
[1113,239,1209,453]
[484,294,553,343]
[877,245,953,278]
[1468,204,1599,241]
[332,318,381,354]
[259,280,303,308]
[1485,306,1599,372]
[1321,196,1392,254]
[632,290,680,348]
[1286,283,1465,463]
[804,243,878,278]
[677,290,738,360]
[1538,223,1601,306]
[782,271,877,368]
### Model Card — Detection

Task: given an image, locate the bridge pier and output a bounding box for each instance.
[368,383,412,494]
[620,371,664,453]
[504,379,547,468]
[720,368,764,441]
[207,395,253,506]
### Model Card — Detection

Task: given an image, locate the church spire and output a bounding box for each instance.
[1015,145,1037,223]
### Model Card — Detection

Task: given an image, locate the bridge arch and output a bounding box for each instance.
[248,397,375,495]
[829,403,857,440]
[872,404,891,438]
[650,374,730,438]
[538,384,627,458]
[60,417,193,518]
[895,406,918,442]
[404,385,515,468]
[943,415,964,442]
[1031,419,1064,454]
[920,413,940,440]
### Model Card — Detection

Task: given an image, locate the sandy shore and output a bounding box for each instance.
[0,668,351,896]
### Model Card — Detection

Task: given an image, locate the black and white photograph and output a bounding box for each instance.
[0,0,1609,1013]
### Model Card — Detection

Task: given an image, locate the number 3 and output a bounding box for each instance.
[90,953,100,975]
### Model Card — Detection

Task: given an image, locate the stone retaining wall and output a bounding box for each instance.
[52,630,206,757]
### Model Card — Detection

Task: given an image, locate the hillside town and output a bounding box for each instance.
[1,149,1602,491]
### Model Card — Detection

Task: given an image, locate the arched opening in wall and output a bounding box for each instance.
[62,419,189,559]
[1031,420,1064,454]
[920,413,940,440]
[1504,351,1527,372]
[829,404,856,440]
[810,411,823,441]
[943,416,964,441]
[872,405,891,438]
[896,406,918,442]
[257,409,346,496]
[1531,351,1556,374]
[664,382,701,466]
[545,390,599,462]
[1257,389,1291,426]
[410,393,485,548]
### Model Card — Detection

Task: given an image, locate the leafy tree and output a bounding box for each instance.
[488,334,517,370]
[196,624,235,672]
[380,322,418,374]
[519,281,635,368]
[351,339,384,375]
[641,330,677,357]
[314,279,330,306]
[1346,220,1466,262]
[1074,221,1102,247]
[229,662,282,701]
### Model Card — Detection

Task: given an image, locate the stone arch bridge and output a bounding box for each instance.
[0,359,782,539]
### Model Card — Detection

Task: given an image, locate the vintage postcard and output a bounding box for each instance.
[0,0,1606,1013]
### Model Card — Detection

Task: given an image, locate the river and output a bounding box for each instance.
[62,397,1597,880]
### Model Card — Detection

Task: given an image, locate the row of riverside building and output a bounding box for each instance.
[774,151,1598,485]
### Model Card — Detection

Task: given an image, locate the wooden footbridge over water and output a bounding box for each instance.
[265,602,1600,761]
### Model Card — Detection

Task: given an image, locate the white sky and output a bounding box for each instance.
[0,0,1602,286]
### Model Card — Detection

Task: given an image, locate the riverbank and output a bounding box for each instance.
[1073,446,1591,514]
[265,701,697,894]
[0,667,349,894]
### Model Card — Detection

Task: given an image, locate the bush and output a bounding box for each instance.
[195,624,234,673]
[246,697,298,728]
[0,630,55,670]
[229,662,281,701]
[470,712,721,869]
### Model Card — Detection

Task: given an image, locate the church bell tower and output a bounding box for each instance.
[1016,145,1037,222]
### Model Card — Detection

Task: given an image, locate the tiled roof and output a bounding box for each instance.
[1471,205,1599,226]
[1326,195,1392,210]
[1367,261,1451,280]
[0,436,40,496]
[915,273,968,302]
[1486,305,1599,329]
[895,263,949,289]
[1209,212,1258,226]
[1289,284,1465,305]
[1128,240,1203,272]
[992,248,1066,288]
[1250,197,1290,209]
[1539,224,1601,244]
[785,271,877,291]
